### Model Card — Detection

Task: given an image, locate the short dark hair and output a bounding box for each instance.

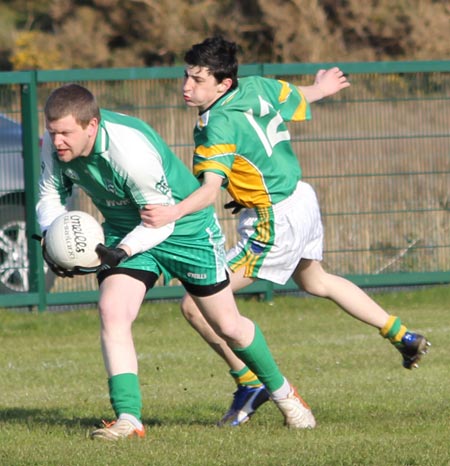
[44,83,101,128]
[184,36,238,90]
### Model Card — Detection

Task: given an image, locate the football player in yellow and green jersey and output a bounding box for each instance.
[140,36,430,427]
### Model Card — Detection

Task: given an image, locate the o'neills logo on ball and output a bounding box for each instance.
[64,214,88,258]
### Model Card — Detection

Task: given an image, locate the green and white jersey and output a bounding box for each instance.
[37,109,215,255]
[193,76,311,207]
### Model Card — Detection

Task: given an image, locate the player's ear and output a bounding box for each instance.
[218,78,233,93]
[87,117,99,136]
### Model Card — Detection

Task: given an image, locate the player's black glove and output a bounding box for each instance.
[224,200,245,215]
[95,244,129,272]
[32,233,75,278]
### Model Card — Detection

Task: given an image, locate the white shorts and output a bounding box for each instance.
[227,180,323,285]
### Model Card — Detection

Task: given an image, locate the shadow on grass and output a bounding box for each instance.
[0,407,103,429]
[0,405,224,429]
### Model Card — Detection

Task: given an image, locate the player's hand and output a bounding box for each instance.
[140,204,178,228]
[95,244,129,272]
[32,233,75,278]
[314,67,350,98]
[224,200,245,215]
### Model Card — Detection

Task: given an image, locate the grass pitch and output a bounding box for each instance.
[0,285,448,466]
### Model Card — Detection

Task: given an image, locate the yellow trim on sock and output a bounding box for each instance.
[392,325,407,343]
[380,315,397,337]
[236,369,262,387]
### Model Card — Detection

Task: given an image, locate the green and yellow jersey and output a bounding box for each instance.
[193,76,311,207]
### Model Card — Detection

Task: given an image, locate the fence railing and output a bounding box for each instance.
[0,61,449,310]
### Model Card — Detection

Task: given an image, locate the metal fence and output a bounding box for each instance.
[0,61,449,310]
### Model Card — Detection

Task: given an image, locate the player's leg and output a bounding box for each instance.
[97,273,146,375]
[181,268,270,426]
[175,209,312,428]
[180,190,316,426]
[188,283,315,429]
[199,181,320,418]
[90,265,159,441]
[181,267,254,370]
[293,259,389,327]
[292,258,430,368]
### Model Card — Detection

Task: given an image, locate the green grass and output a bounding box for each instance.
[0,285,448,466]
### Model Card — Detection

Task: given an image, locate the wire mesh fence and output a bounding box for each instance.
[0,62,449,309]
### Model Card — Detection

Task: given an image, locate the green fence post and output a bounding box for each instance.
[21,71,47,311]
[264,281,274,302]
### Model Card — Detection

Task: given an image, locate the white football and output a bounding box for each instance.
[45,211,104,270]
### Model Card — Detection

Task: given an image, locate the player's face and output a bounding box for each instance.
[183,66,230,112]
[46,114,98,162]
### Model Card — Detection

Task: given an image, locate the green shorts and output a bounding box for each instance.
[104,216,228,287]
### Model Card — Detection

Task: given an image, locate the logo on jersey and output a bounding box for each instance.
[105,199,131,207]
[104,178,116,194]
[250,240,266,255]
[156,176,170,195]
[187,272,207,279]
[64,168,80,181]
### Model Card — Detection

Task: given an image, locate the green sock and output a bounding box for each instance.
[232,323,284,393]
[108,373,142,420]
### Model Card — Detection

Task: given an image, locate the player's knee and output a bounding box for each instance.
[209,320,240,343]
[98,296,135,328]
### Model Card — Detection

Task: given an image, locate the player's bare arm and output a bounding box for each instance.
[299,67,350,103]
[140,172,223,228]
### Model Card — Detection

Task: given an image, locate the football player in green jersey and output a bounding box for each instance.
[140,36,430,427]
[37,83,317,440]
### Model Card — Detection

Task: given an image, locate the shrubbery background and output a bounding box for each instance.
[1,0,449,71]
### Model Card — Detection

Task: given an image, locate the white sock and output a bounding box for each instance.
[118,413,143,429]
[270,378,292,401]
